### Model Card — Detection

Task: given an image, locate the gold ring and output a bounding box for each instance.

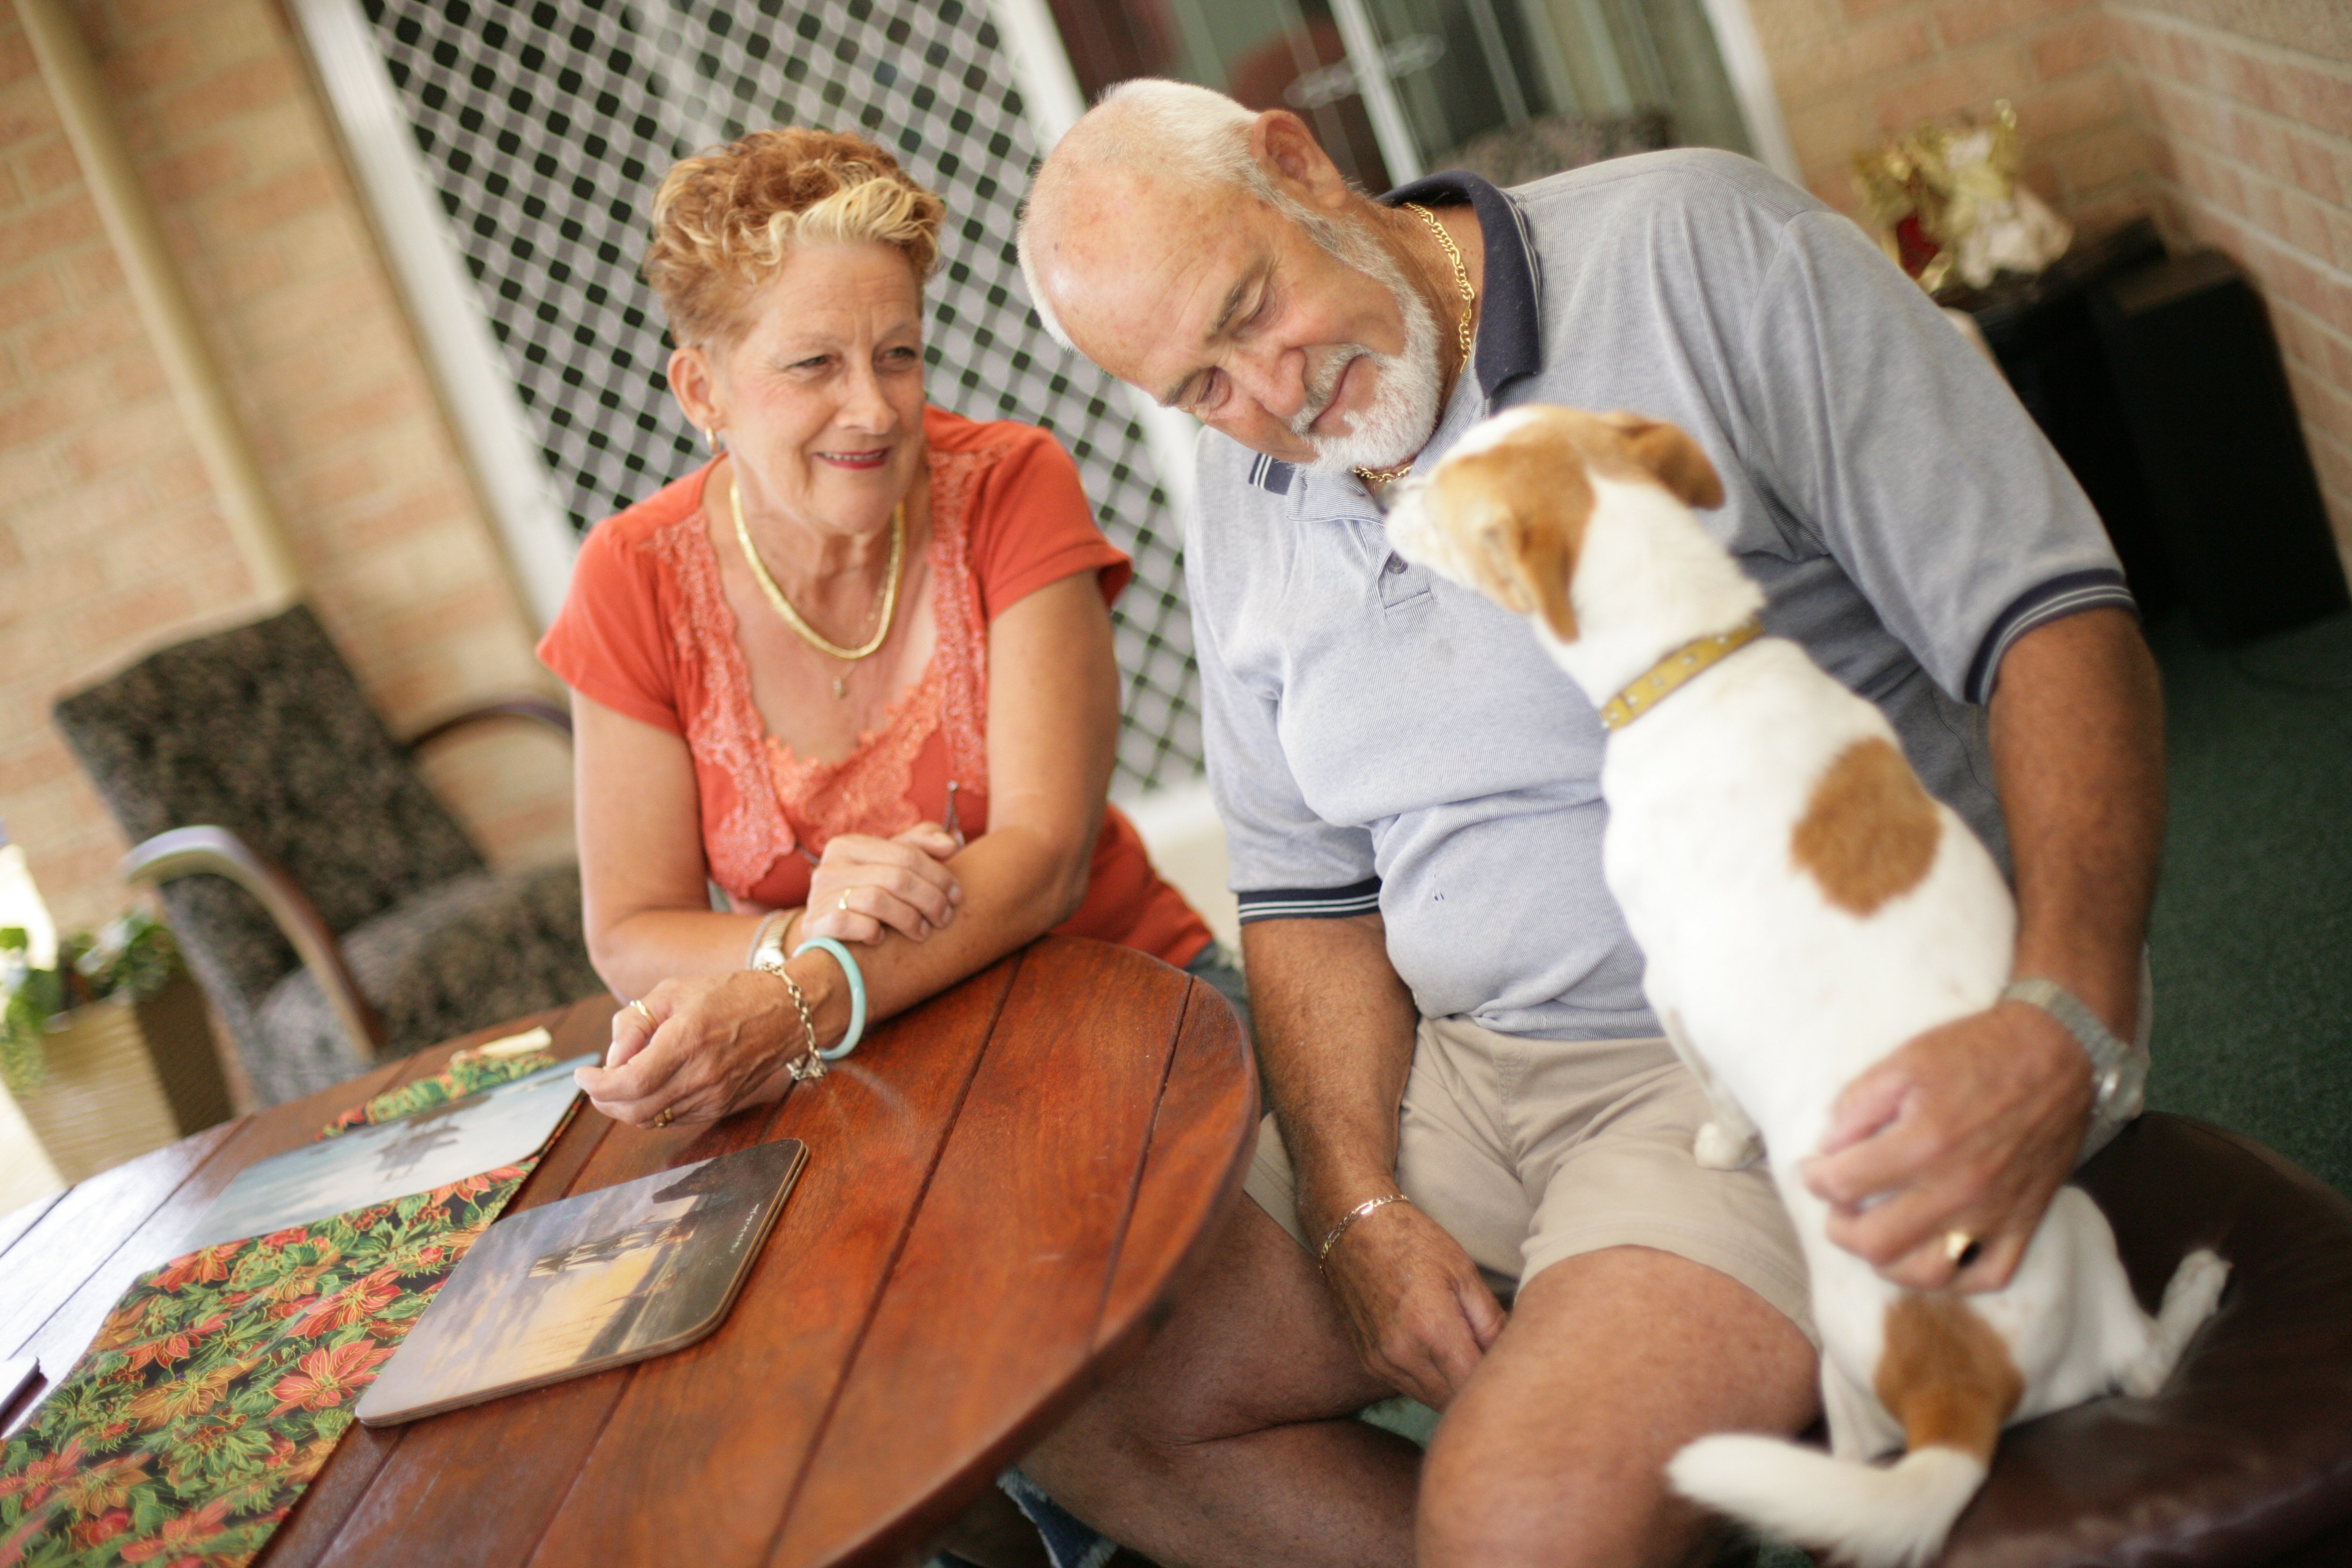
[1944,1230,1981,1267]
[838,890,852,911]
[629,997,653,1023]
[653,1107,674,1129]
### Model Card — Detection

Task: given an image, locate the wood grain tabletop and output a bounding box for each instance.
[0,935,1256,1568]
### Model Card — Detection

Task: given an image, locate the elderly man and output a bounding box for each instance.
[1014,81,2158,1568]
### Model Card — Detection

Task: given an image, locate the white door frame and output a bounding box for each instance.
[291,0,580,631]
[1699,0,1800,182]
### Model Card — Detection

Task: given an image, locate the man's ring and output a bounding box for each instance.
[1944,1230,1982,1269]
[628,997,653,1024]
[653,1106,674,1129]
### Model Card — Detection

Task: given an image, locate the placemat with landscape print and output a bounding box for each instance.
[0,1041,575,1567]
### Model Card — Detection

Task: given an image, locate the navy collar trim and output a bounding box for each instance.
[1380,170,1544,407]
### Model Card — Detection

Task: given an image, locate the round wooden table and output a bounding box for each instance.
[0,935,1256,1567]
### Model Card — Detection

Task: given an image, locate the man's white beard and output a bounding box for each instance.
[1287,230,1446,477]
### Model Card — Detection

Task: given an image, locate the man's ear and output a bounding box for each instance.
[1599,411,1725,510]
[1252,110,1353,212]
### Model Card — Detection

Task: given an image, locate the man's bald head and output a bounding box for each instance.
[1019,80,1345,351]
[1018,82,1446,476]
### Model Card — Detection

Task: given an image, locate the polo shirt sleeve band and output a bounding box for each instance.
[1236,877,1383,924]
[1964,568,2139,704]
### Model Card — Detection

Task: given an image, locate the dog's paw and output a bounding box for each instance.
[2119,1249,2232,1396]
[2161,1249,2231,1328]
[1694,1121,1761,1171]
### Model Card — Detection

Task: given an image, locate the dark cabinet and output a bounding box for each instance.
[1953,221,2348,645]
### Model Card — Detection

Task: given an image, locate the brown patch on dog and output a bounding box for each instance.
[1596,410,1726,509]
[1874,1294,2025,1460]
[1425,425,1595,641]
[1790,737,1942,915]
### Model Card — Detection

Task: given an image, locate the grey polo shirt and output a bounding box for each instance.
[1187,150,2134,1042]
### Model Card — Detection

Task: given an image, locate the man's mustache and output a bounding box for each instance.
[1290,347,1364,439]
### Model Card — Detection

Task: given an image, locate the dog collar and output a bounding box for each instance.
[1598,617,1766,732]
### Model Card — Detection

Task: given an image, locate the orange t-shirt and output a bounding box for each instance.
[538,405,1211,970]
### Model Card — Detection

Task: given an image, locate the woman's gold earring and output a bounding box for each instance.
[704,427,721,455]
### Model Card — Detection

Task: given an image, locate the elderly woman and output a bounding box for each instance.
[539,128,1232,1129]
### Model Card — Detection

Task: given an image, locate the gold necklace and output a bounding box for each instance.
[1353,202,1478,489]
[729,469,905,697]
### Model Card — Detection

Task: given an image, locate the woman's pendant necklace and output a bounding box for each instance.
[832,675,846,700]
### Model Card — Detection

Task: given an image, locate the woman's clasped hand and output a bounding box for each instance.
[800,821,963,946]
[587,970,808,1127]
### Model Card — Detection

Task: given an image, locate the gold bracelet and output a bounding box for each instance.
[1316,1192,1411,1269]
[779,969,825,1081]
[783,977,827,1080]
[751,947,824,1081]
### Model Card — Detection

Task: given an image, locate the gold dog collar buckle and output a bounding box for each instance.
[1598,617,1766,733]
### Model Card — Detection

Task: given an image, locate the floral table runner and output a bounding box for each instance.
[0,1043,572,1567]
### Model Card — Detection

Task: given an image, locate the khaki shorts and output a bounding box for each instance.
[1246,1014,1817,1344]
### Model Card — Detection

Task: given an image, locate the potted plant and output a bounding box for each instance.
[1,912,229,1188]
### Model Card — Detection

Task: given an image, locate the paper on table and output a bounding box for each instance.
[184,1051,595,1251]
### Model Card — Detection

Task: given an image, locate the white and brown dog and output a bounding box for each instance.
[1384,405,2227,1568]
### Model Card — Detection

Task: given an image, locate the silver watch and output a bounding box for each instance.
[2001,976,2146,1126]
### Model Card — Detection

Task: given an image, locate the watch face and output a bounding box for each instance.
[2101,1048,2150,1124]
[2118,1050,2150,1111]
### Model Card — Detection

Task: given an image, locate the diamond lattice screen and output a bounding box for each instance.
[357,0,1201,792]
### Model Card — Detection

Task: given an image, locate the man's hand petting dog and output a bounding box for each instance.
[1320,1200,1507,1410]
[1801,1001,2095,1292]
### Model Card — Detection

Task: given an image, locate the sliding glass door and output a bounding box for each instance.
[1044,0,1756,187]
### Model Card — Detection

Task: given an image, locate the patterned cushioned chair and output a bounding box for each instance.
[52,603,606,1105]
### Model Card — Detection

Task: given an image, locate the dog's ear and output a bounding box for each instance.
[1599,412,1725,511]
[1514,508,1581,641]
[1482,501,1581,642]
[1440,426,1591,640]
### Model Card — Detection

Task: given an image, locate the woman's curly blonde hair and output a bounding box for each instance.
[645,127,946,348]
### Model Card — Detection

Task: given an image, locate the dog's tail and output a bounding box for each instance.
[1668,1434,1985,1568]
[1668,1294,2019,1568]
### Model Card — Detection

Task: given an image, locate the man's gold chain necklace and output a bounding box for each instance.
[1352,202,1478,488]
[730,468,905,696]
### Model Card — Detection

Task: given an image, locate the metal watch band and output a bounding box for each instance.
[748,915,791,977]
[2001,976,2132,1117]
[744,910,786,971]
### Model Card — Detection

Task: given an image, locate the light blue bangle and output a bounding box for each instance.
[792,935,866,1060]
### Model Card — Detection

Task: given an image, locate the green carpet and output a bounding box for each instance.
[2142,609,2352,1194]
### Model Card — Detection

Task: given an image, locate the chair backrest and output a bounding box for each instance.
[51,604,484,1020]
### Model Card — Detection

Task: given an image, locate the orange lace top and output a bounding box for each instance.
[539,407,1211,968]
